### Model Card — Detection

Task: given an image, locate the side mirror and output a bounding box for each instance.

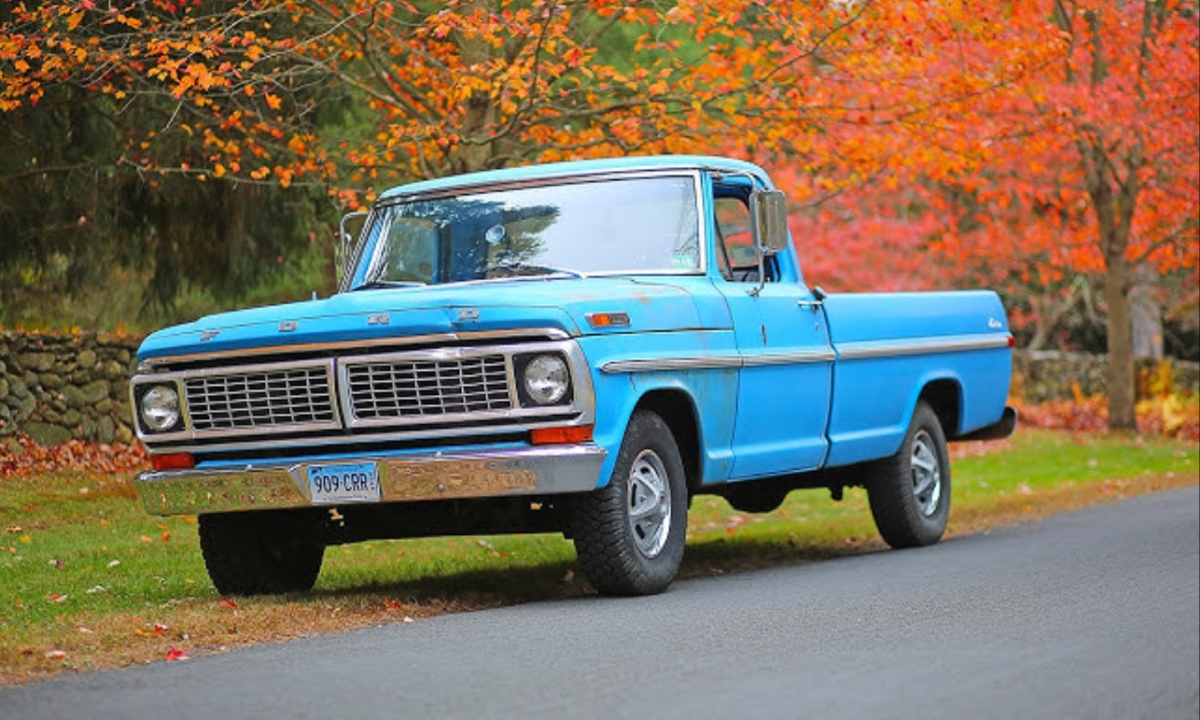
[750,189,789,255]
[337,211,369,288]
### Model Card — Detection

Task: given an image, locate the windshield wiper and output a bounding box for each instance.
[484,262,587,279]
[354,279,426,291]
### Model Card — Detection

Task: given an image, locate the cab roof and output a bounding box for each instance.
[376,154,772,201]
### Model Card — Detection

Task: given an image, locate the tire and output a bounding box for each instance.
[866,401,951,548]
[571,410,688,596]
[199,512,325,596]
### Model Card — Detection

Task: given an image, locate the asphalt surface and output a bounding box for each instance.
[3,487,1197,720]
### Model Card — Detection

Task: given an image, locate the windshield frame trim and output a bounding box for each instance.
[352,169,708,291]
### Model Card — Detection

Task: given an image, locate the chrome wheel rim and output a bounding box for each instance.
[627,449,672,558]
[910,430,942,517]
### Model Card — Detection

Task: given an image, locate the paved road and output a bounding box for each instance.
[3,487,1197,720]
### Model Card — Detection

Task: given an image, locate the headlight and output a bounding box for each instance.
[140,385,181,432]
[523,354,569,405]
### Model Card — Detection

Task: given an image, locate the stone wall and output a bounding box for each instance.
[0,331,140,446]
[1013,350,1200,404]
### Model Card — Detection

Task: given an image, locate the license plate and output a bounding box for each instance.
[307,462,380,505]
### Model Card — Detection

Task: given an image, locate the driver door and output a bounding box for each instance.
[712,195,833,479]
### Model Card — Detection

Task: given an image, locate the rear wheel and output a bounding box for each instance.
[571,410,688,595]
[866,401,951,548]
[199,511,324,596]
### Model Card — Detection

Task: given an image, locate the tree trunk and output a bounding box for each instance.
[1074,2,1150,432]
[454,0,499,175]
[1103,252,1138,430]
[1079,135,1140,432]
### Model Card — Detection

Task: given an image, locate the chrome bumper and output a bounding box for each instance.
[136,444,608,516]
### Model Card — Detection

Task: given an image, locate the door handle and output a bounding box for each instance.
[796,300,823,312]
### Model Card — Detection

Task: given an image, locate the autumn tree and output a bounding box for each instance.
[742,1,1196,431]
[0,0,345,316]
[919,1,1199,430]
[4,0,1193,436]
[1,0,891,306]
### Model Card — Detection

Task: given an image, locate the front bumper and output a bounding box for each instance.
[136,444,608,516]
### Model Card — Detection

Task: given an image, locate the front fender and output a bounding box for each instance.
[579,334,738,488]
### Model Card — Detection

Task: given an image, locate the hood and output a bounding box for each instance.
[137,277,708,362]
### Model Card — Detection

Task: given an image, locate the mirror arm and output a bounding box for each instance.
[748,249,774,297]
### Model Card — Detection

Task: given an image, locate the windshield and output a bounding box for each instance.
[357,174,701,287]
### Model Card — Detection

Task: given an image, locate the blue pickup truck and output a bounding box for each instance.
[130,155,1015,596]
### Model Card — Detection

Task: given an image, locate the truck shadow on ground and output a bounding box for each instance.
[305,536,883,612]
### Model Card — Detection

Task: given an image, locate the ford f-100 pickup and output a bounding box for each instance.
[130,155,1016,596]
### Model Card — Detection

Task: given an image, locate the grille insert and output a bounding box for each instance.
[346,355,512,420]
[185,366,336,431]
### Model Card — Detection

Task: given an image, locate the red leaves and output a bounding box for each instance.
[164,647,189,661]
[1014,396,1199,442]
[0,433,147,479]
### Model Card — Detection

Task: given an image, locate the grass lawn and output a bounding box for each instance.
[0,428,1195,685]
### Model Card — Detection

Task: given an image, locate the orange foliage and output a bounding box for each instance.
[1014,395,1200,442]
[0,1,1073,205]
[0,435,148,479]
[1,1,1195,312]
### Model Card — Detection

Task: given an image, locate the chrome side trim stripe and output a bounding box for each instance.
[836,333,1011,360]
[743,350,838,367]
[600,350,835,374]
[600,356,743,373]
[599,333,1008,374]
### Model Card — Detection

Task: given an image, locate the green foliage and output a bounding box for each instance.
[0,87,120,300]
[0,24,338,326]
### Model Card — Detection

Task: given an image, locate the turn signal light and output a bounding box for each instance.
[151,453,196,471]
[585,312,630,329]
[531,425,594,445]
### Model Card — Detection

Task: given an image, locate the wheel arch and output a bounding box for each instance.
[633,389,703,495]
[917,378,962,438]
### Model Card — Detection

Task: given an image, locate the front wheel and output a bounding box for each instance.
[571,410,688,595]
[199,511,325,596]
[866,401,951,548]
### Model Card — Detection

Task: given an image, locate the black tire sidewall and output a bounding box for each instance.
[617,411,688,575]
[199,512,324,595]
[868,401,951,548]
[572,409,688,595]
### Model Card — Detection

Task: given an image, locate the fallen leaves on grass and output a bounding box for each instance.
[0,434,148,479]
[1014,393,1199,441]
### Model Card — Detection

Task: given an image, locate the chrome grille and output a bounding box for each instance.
[346,355,511,420]
[185,366,335,431]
